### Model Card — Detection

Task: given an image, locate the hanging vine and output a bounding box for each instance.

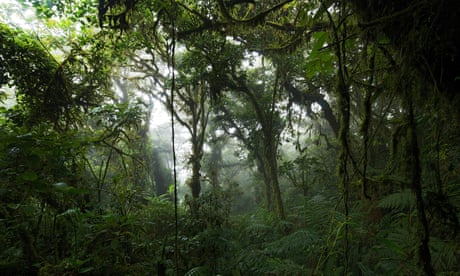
[324,2,351,273]
[406,92,435,276]
[360,45,375,200]
[166,0,179,274]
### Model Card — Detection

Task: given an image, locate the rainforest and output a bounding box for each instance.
[1,0,459,275]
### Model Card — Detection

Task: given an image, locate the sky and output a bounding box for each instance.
[0,0,37,29]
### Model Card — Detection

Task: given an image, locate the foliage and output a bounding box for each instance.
[378,189,415,211]
[1,0,460,275]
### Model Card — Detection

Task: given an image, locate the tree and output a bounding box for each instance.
[214,61,286,219]
[168,68,210,200]
[1,5,152,273]
[2,0,460,274]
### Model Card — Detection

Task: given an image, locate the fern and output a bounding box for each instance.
[243,222,274,244]
[378,189,415,210]
[184,266,210,276]
[234,248,271,274]
[303,195,340,231]
[234,247,308,275]
[373,226,418,274]
[265,230,320,259]
[430,236,460,273]
[357,262,375,276]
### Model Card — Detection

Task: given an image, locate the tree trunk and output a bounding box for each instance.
[264,135,285,219]
[188,152,202,217]
[408,101,435,276]
[267,152,284,220]
[190,153,201,198]
[256,156,273,211]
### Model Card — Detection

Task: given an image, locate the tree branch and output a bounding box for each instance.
[284,82,339,137]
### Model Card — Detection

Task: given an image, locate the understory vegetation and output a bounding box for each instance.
[1,0,459,275]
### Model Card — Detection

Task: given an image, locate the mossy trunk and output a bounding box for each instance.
[267,153,284,220]
[264,133,284,220]
[187,137,203,217]
[256,156,273,211]
[190,154,201,199]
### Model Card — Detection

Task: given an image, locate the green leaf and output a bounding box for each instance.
[57,208,80,217]
[79,266,95,274]
[7,203,21,210]
[21,170,38,181]
[53,182,88,195]
[53,182,68,189]
[311,32,328,53]
[306,31,335,79]
[26,154,41,169]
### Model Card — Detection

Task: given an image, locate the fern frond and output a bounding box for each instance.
[265,230,321,258]
[430,236,460,272]
[304,196,339,230]
[244,222,273,234]
[378,189,415,210]
[184,266,210,276]
[358,262,375,276]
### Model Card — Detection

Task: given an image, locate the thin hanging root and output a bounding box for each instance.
[324,1,351,272]
[361,50,375,200]
[167,1,180,273]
